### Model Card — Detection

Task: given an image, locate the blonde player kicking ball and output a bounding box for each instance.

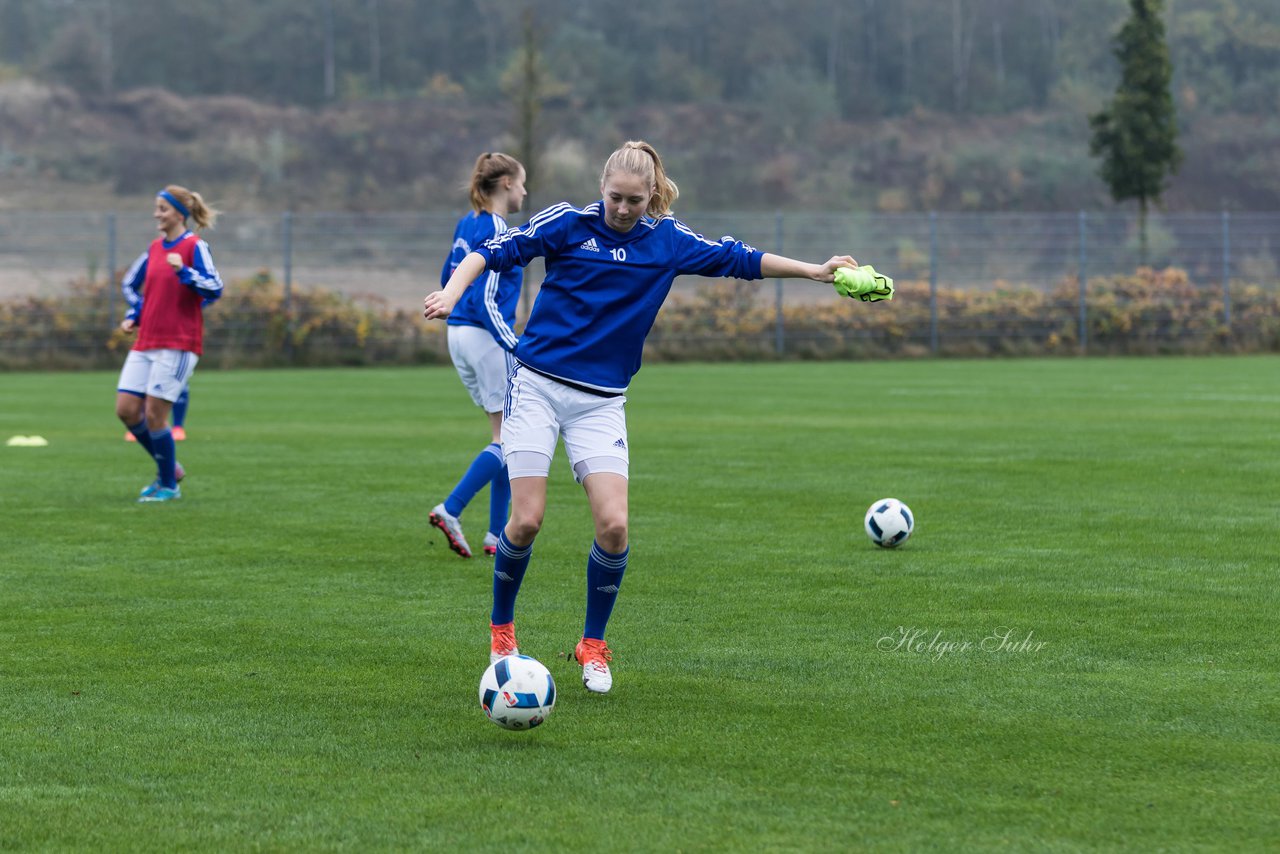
[428,153,527,559]
[116,185,223,502]
[424,140,891,694]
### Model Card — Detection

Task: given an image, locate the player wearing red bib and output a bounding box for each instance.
[115,185,223,502]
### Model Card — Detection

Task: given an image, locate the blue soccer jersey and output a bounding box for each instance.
[442,211,522,351]
[475,202,763,393]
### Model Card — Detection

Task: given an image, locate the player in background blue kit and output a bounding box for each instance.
[428,153,527,559]
[425,141,864,694]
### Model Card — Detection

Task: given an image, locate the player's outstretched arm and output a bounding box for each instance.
[760,253,857,283]
[424,252,487,320]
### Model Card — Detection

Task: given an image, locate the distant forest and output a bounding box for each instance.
[2,0,1278,212]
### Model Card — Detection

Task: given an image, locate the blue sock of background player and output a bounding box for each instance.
[488,465,511,541]
[444,443,504,519]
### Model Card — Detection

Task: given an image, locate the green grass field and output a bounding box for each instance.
[2,357,1277,851]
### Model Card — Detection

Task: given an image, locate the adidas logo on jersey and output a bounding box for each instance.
[579,238,601,252]
[612,438,626,449]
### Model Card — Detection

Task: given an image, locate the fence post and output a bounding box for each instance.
[1221,210,1231,332]
[283,211,294,362]
[774,212,784,357]
[929,212,938,354]
[1078,210,1088,355]
[106,213,117,330]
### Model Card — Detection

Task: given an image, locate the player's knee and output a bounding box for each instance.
[507,508,543,544]
[595,514,628,553]
[116,399,140,423]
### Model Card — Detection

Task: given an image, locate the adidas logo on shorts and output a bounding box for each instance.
[612,438,626,449]
[579,238,601,252]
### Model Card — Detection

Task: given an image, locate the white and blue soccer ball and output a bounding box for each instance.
[479,654,556,731]
[864,498,914,548]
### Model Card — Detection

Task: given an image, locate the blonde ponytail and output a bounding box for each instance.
[468,152,525,213]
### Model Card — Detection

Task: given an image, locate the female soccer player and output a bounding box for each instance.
[116,185,223,502]
[428,152,527,559]
[424,141,865,694]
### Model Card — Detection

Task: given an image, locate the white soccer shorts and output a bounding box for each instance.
[117,349,198,402]
[502,365,629,483]
[448,324,513,414]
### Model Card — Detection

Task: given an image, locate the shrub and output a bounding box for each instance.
[1,267,1275,372]
[0,271,448,370]
[648,268,1280,360]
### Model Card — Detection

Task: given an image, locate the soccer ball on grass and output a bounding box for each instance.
[479,654,556,730]
[864,498,914,548]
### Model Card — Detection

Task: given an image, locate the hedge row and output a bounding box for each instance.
[0,272,444,370]
[653,267,1280,360]
[1,267,1276,371]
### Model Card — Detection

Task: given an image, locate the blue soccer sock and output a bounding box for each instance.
[491,531,533,626]
[445,443,504,518]
[172,388,189,427]
[150,427,178,488]
[127,419,156,456]
[488,465,511,538]
[583,541,628,641]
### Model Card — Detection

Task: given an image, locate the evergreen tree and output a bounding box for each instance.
[1089,0,1182,263]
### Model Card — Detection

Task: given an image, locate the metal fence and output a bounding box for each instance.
[1,210,1277,365]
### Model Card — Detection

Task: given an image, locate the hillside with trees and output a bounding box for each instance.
[1,0,1277,213]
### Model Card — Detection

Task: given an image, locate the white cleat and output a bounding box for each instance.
[429,503,472,558]
[574,638,614,694]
